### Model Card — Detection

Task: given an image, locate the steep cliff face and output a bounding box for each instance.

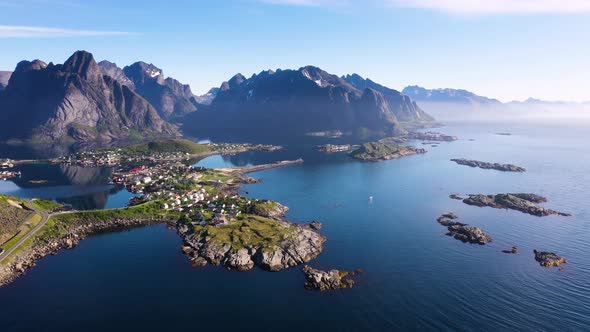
[0,51,178,142]
[343,74,434,123]
[97,60,135,90]
[183,66,417,138]
[123,62,197,119]
[0,71,11,91]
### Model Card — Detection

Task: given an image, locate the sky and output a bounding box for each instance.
[0,0,589,102]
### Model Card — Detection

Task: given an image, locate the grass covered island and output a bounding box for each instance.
[0,141,323,287]
[349,142,426,162]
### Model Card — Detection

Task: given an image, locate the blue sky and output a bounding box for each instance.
[1,0,589,102]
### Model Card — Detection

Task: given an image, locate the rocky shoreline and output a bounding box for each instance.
[463,193,571,217]
[0,215,171,287]
[451,158,526,172]
[178,220,326,272]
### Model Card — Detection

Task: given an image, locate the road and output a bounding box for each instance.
[0,201,49,263]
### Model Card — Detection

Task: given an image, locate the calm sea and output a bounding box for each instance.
[0,119,589,331]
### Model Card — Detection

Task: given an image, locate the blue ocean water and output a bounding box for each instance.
[0,119,589,331]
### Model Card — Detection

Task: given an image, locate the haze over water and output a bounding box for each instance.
[0,118,589,331]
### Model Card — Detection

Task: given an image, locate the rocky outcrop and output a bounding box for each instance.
[302,265,357,291]
[307,221,322,230]
[451,159,526,172]
[251,200,289,219]
[447,225,492,245]
[502,246,518,254]
[534,250,567,267]
[449,194,464,200]
[436,213,492,245]
[0,215,170,287]
[179,222,326,272]
[463,194,571,217]
[0,51,179,142]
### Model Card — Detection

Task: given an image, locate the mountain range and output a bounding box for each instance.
[0,50,436,144]
[0,51,179,142]
[182,67,433,139]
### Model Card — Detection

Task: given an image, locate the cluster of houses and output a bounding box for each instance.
[0,170,20,180]
[54,149,196,168]
[1,160,14,169]
[111,161,255,227]
[55,150,122,167]
[211,143,280,154]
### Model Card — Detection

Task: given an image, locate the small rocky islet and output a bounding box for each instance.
[302,265,362,291]
[436,213,492,245]
[534,250,567,268]
[451,158,526,172]
[462,193,571,217]
[349,142,426,162]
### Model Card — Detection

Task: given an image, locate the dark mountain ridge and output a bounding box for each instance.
[184,66,434,140]
[0,51,178,143]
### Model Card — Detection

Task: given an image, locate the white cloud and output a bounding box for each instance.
[256,0,349,7]
[386,0,590,14]
[257,0,590,14]
[0,25,135,38]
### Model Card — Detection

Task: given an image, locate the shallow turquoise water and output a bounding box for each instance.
[0,119,589,331]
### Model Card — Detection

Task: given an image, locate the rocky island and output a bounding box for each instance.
[302,265,359,291]
[463,193,571,217]
[317,144,355,153]
[534,250,567,267]
[451,159,526,172]
[349,142,426,162]
[436,213,492,245]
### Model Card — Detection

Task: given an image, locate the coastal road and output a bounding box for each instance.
[0,201,50,263]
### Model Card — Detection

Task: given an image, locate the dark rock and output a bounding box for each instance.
[502,246,518,254]
[446,225,492,245]
[449,194,464,200]
[451,158,526,172]
[534,250,567,267]
[463,193,570,217]
[308,221,323,230]
[302,265,356,291]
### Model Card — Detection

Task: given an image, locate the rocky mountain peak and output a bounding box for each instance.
[62,50,102,82]
[97,60,135,89]
[14,60,47,73]
[123,61,164,85]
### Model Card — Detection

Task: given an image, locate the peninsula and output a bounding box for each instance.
[0,142,322,286]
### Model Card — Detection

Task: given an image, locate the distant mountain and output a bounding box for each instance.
[193,87,219,105]
[122,62,197,119]
[342,74,434,123]
[183,66,434,139]
[0,71,11,91]
[0,51,178,143]
[402,85,501,106]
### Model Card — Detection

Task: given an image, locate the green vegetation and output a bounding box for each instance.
[350,142,413,161]
[37,202,169,242]
[0,195,31,244]
[124,139,211,155]
[1,213,43,253]
[195,215,294,251]
[31,199,63,212]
